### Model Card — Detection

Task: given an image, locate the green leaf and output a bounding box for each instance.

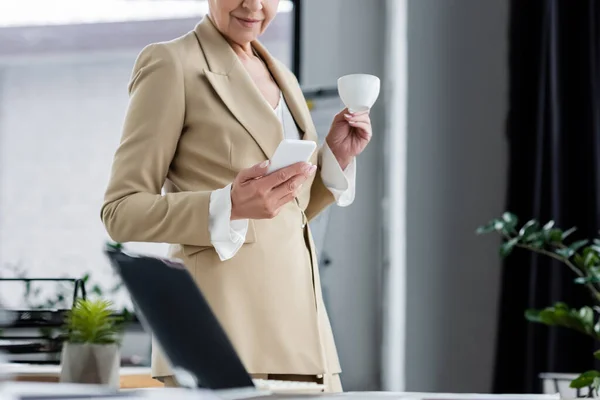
[523,231,543,243]
[575,265,600,284]
[548,228,563,243]
[575,276,600,285]
[574,253,586,269]
[570,239,590,253]
[525,309,542,323]
[583,248,598,268]
[530,240,545,249]
[92,285,103,296]
[525,303,598,338]
[494,219,506,232]
[476,220,497,234]
[519,220,540,238]
[503,212,518,225]
[543,220,555,231]
[570,370,600,389]
[502,212,518,233]
[539,309,561,325]
[500,237,520,258]
[555,248,575,259]
[594,349,600,360]
[562,227,577,240]
[579,307,594,325]
[594,321,600,337]
[106,241,123,251]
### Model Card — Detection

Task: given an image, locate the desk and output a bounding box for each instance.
[332,394,561,399]
[0,366,564,399]
[2,364,162,389]
[0,380,564,400]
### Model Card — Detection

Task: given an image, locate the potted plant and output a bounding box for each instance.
[477,212,600,396]
[59,298,125,388]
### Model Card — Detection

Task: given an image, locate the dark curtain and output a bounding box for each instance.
[493,0,600,394]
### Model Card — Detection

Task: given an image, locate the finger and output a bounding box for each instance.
[274,191,298,210]
[347,109,370,117]
[273,173,310,200]
[238,160,270,182]
[348,121,372,138]
[333,108,350,122]
[344,113,371,123]
[262,162,314,189]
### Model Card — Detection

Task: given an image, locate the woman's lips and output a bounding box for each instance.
[235,16,261,28]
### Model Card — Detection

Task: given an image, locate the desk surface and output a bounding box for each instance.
[0,383,564,400]
[2,363,161,389]
[2,363,151,376]
[1,366,564,400]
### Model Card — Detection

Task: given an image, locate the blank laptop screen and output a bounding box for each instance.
[105,248,255,391]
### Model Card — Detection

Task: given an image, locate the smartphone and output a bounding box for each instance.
[267,139,317,174]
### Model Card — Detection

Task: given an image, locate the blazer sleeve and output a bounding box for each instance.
[100,43,213,247]
[304,163,336,222]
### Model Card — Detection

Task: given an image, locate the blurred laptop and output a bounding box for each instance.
[103,245,324,397]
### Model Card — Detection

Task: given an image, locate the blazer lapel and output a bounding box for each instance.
[252,41,317,144]
[195,16,282,160]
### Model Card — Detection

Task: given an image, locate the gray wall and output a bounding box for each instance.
[301,0,386,392]
[302,0,509,392]
[404,0,508,393]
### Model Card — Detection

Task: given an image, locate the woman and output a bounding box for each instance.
[101,0,372,393]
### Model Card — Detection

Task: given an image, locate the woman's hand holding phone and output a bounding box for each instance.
[230,160,317,220]
[230,139,318,220]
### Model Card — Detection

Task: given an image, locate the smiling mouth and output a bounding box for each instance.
[235,16,262,26]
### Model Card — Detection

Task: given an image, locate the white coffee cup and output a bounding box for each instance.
[337,73,381,113]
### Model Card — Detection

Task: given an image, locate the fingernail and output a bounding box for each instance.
[303,163,312,172]
[310,165,317,174]
[349,121,357,125]
[344,114,352,119]
[260,160,270,168]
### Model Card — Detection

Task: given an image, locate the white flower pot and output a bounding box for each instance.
[540,372,597,399]
[59,343,120,388]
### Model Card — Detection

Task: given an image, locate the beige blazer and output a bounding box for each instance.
[101,16,342,378]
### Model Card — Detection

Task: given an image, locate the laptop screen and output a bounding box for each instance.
[104,247,255,391]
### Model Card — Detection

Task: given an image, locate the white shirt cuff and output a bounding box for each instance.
[208,184,249,261]
[319,142,356,207]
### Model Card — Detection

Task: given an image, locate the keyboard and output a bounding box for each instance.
[252,378,325,394]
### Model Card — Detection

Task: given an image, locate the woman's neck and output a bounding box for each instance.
[228,40,254,60]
